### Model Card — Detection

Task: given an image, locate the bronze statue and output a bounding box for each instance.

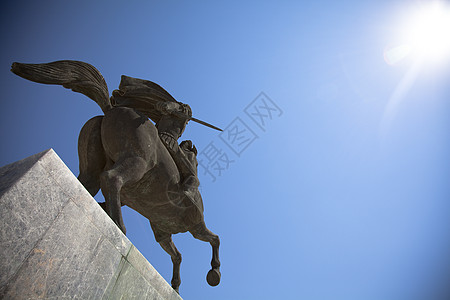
[11,60,221,293]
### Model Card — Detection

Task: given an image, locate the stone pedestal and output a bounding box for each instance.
[0,149,182,300]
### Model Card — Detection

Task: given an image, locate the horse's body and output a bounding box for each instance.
[77,107,220,292]
[11,60,221,293]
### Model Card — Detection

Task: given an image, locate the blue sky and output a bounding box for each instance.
[1,1,450,299]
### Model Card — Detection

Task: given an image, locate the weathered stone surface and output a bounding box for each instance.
[0,149,182,300]
[0,149,70,293]
[3,201,123,299]
[0,150,47,198]
[107,259,164,300]
[70,186,132,257]
[126,246,181,299]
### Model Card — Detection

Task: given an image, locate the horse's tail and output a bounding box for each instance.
[11,60,112,114]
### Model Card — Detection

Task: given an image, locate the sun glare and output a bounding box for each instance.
[385,1,450,65]
[381,1,450,141]
[407,1,450,63]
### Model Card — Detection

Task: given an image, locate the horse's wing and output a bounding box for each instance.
[11,60,111,113]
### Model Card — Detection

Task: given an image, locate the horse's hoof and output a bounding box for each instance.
[206,269,221,286]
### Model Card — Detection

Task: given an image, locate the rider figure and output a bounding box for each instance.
[153,101,200,200]
[109,75,201,203]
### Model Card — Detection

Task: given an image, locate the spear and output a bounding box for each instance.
[170,110,222,132]
[189,117,223,132]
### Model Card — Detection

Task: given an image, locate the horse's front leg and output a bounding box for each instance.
[100,156,149,234]
[158,235,182,293]
[190,221,221,286]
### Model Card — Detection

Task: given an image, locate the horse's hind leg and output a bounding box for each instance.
[77,116,106,197]
[190,221,221,286]
[100,156,149,234]
[159,236,182,293]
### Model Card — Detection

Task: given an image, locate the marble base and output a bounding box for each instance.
[0,149,181,300]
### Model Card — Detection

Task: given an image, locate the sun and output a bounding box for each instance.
[381,1,450,140]
[407,1,450,63]
[385,1,450,65]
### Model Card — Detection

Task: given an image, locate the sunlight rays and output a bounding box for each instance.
[380,1,450,141]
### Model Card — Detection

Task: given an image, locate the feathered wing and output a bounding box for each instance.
[11,60,112,113]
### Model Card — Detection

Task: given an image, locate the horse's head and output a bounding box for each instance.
[180,140,198,174]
